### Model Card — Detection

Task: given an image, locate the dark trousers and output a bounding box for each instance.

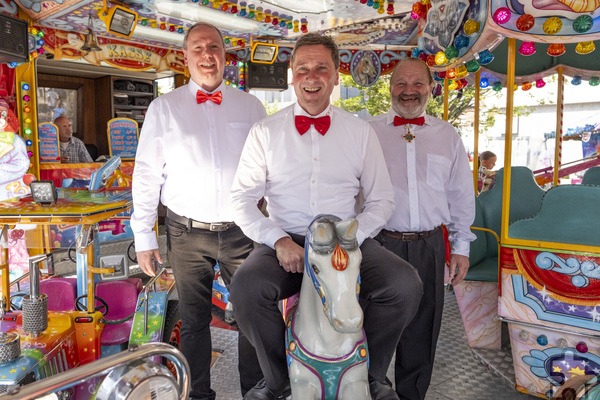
[375,229,446,400]
[166,217,259,400]
[229,234,423,391]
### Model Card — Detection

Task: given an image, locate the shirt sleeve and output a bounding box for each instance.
[78,140,94,163]
[446,138,476,257]
[230,123,289,249]
[130,101,165,252]
[355,126,395,244]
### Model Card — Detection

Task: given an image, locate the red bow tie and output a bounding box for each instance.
[196,90,222,105]
[295,115,331,136]
[393,116,425,126]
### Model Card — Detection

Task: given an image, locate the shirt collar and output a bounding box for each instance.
[294,103,331,119]
[188,80,225,97]
[386,109,430,126]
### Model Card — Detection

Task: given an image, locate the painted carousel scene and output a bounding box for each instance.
[1,0,600,399]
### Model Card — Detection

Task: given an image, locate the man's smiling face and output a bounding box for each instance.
[390,59,434,119]
[183,24,225,92]
[291,44,339,116]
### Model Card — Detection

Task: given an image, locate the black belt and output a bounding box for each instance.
[166,209,236,232]
[381,226,441,241]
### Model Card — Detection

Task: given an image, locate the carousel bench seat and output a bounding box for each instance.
[454,167,545,350]
[581,166,600,186]
[509,184,600,246]
[466,167,546,282]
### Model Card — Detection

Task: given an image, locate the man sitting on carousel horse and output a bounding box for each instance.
[229,32,423,400]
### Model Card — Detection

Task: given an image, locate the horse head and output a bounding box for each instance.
[305,214,363,333]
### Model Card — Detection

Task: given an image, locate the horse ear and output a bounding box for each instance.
[335,219,358,241]
[312,222,335,246]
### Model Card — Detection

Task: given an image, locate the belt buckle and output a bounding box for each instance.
[403,232,419,241]
[209,223,228,232]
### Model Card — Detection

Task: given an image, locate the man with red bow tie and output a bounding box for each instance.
[369,58,476,400]
[131,22,266,400]
[229,33,422,400]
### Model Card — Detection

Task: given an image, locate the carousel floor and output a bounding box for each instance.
[60,238,539,400]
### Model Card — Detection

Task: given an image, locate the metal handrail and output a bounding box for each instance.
[0,343,190,400]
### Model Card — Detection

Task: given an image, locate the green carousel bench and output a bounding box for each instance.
[582,166,600,186]
[454,167,545,349]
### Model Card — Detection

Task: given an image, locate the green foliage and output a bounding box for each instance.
[335,74,497,134]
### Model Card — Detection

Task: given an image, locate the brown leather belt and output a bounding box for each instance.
[166,209,236,232]
[381,226,441,241]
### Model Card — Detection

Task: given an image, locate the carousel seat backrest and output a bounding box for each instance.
[509,185,600,246]
[582,167,600,186]
[467,167,546,282]
[39,277,78,311]
[96,278,143,346]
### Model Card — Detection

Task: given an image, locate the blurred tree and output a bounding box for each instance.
[334,74,500,134]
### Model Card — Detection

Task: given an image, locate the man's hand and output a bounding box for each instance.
[274,236,304,273]
[448,254,470,286]
[136,249,163,276]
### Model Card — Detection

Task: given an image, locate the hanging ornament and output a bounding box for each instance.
[573,15,593,33]
[465,59,480,73]
[571,76,582,85]
[543,17,562,35]
[446,68,456,79]
[516,14,535,31]
[521,82,532,91]
[518,42,536,56]
[411,48,423,58]
[478,50,494,65]
[480,78,489,88]
[492,7,511,25]
[535,78,546,88]
[463,19,480,35]
[419,52,428,62]
[433,83,443,96]
[575,41,595,55]
[492,81,502,91]
[448,80,458,91]
[590,77,600,86]
[547,43,566,56]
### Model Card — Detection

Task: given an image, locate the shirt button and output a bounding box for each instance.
[311,202,315,206]
[313,158,318,161]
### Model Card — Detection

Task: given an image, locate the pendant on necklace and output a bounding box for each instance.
[403,131,415,143]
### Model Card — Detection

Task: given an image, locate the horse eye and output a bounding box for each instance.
[312,264,320,274]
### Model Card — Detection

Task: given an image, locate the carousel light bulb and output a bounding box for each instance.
[575,41,595,55]
[576,342,588,353]
[455,65,468,78]
[445,45,459,59]
[426,54,436,66]
[521,82,532,91]
[573,15,593,33]
[433,83,443,96]
[516,14,534,31]
[411,48,423,58]
[465,59,480,73]
[536,78,546,88]
[22,83,30,90]
[448,80,458,91]
[492,7,511,24]
[547,43,566,56]
[536,333,547,345]
[493,81,502,91]
[434,51,447,65]
[446,68,456,79]
[518,41,536,56]
[590,77,600,86]
[480,78,489,88]
[571,76,582,85]
[463,19,480,35]
[543,17,562,34]
[478,50,494,65]
[454,34,469,49]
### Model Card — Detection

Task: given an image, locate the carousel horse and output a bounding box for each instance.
[285,215,370,400]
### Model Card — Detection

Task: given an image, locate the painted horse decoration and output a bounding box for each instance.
[285,214,370,399]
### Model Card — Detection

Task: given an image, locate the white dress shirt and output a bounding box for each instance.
[230,103,395,249]
[131,81,267,252]
[369,111,476,256]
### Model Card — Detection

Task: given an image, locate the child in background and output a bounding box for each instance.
[478,150,497,193]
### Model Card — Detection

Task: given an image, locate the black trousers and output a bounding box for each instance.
[375,229,446,400]
[166,218,260,400]
[229,233,423,391]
